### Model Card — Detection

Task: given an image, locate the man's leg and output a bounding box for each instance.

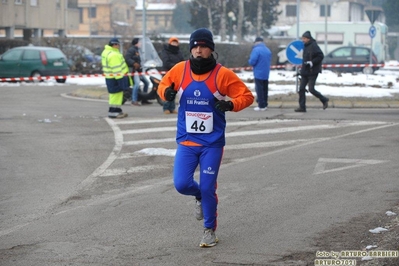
[254,78,266,108]
[298,75,308,110]
[132,72,140,104]
[263,79,269,107]
[307,74,329,107]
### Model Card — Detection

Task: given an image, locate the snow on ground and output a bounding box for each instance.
[1,61,399,98]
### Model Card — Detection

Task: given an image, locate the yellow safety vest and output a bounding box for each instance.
[101,45,129,79]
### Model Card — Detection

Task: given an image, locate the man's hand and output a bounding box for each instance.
[215,100,234,112]
[305,61,313,68]
[164,83,176,101]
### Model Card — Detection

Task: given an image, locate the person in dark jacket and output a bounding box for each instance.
[124,38,150,106]
[295,31,329,112]
[160,37,185,114]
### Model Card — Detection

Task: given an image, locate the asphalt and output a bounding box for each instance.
[68,87,399,109]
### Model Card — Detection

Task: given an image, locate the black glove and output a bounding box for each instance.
[164,83,176,101]
[215,100,234,112]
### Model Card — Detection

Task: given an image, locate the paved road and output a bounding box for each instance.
[0,84,398,265]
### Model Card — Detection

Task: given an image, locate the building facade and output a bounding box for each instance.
[0,0,80,39]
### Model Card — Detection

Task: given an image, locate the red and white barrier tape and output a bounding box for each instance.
[0,63,386,82]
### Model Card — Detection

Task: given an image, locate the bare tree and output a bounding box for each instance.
[236,0,244,42]
[220,0,227,41]
[256,0,263,36]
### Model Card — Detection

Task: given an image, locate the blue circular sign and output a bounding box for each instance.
[369,25,376,39]
[285,40,304,65]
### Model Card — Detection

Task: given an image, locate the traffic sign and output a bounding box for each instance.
[369,25,376,39]
[285,40,304,65]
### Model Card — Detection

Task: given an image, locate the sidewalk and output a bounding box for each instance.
[68,87,399,109]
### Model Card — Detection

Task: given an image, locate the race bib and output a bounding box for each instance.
[185,111,213,133]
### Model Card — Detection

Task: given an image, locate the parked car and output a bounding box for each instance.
[61,45,102,74]
[0,46,69,83]
[322,46,379,74]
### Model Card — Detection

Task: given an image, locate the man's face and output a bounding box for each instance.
[170,41,179,47]
[191,45,212,58]
[301,37,310,44]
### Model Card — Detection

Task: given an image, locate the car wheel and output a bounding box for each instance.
[362,66,374,74]
[56,78,67,83]
[31,71,42,83]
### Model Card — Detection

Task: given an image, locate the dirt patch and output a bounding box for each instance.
[272,203,399,265]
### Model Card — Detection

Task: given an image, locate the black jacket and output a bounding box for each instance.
[160,44,184,71]
[124,45,141,71]
[300,38,324,76]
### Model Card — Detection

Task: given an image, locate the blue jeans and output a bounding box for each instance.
[132,72,140,102]
[254,78,269,108]
[140,74,150,93]
[163,100,176,111]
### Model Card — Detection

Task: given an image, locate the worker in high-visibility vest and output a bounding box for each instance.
[101,38,131,118]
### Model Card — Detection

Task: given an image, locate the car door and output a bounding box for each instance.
[0,49,23,77]
[18,49,42,78]
[324,47,352,72]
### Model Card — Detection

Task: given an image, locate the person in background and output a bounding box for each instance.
[248,36,272,111]
[101,38,129,119]
[160,36,185,114]
[295,31,329,112]
[125,38,150,106]
[158,28,254,248]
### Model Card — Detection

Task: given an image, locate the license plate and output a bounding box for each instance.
[53,62,63,66]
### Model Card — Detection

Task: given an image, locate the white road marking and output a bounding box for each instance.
[100,165,170,177]
[313,158,388,175]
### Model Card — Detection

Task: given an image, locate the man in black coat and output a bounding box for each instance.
[295,31,329,112]
[159,37,185,114]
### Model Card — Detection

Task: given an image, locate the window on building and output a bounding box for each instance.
[30,0,37,6]
[127,9,130,20]
[2,0,8,4]
[355,33,371,45]
[320,5,331,17]
[79,7,83,23]
[56,0,60,8]
[316,32,344,45]
[286,5,296,17]
[88,7,96,18]
[15,0,22,4]
[154,16,159,25]
[68,0,78,8]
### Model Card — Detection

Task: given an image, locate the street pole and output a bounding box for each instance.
[142,0,147,57]
[324,0,328,54]
[296,0,300,92]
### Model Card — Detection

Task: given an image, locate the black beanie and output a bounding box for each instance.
[132,38,139,45]
[302,31,312,39]
[189,28,215,51]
